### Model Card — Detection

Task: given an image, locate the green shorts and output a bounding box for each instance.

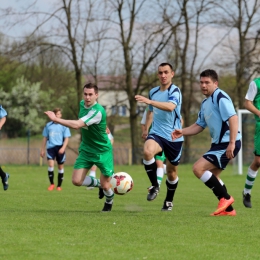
[254,122,260,156]
[74,149,114,177]
[155,151,166,162]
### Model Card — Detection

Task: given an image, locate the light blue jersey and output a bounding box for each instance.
[0,105,7,119]
[42,122,71,149]
[148,84,183,142]
[196,88,241,144]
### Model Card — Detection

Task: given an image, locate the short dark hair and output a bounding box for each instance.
[200,69,218,82]
[83,83,98,94]
[158,63,173,71]
[53,107,61,114]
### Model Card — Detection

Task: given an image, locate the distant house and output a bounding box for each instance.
[84,75,146,117]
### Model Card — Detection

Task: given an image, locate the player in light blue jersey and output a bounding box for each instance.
[40,108,71,191]
[172,69,241,216]
[141,106,167,187]
[135,62,183,211]
[0,105,10,191]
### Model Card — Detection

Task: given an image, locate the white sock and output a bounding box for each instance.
[166,176,179,185]
[200,170,212,183]
[89,170,96,178]
[163,164,167,175]
[103,188,114,203]
[82,176,99,187]
[156,167,164,186]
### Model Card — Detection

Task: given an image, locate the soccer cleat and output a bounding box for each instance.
[48,184,55,191]
[99,187,104,199]
[210,209,236,216]
[2,173,9,191]
[147,186,160,201]
[56,187,62,191]
[212,196,234,215]
[161,201,173,211]
[101,202,113,212]
[242,192,252,208]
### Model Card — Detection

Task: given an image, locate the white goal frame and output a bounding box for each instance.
[237,109,252,175]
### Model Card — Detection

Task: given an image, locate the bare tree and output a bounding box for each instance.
[164,0,222,162]
[0,0,111,117]
[213,0,260,107]
[101,0,185,163]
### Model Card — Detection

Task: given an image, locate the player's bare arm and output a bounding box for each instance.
[226,115,238,159]
[44,111,85,130]
[59,137,69,154]
[142,110,153,139]
[172,123,204,140]
[40,137,47,157]
[0,116,6,130]
[135,95,176,111]
[244,99,260,117]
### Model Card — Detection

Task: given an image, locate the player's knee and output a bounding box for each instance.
[72,178,82,186]
[100,182,110,191]
[253,158,260,169]
[143,149,154,159]
[192,164,202,178]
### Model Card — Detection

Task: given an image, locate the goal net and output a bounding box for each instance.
[236,109,255,175]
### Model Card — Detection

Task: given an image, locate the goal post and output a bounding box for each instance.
[237,109,252,175]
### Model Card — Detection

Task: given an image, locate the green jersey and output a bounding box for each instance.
[253,78,260,122]
[78,100,112,154]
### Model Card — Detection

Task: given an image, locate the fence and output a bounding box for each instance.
[0,147,133,165]
[0,146,252,166]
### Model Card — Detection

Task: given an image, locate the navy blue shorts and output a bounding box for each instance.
[146,134,183,166]
[203,140,241,169]
[46,146,66,165]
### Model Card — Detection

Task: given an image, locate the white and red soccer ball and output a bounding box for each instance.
[110,172,134,195]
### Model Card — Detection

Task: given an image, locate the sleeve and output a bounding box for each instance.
[42,125,48,137]
[108,133,113,140]
[168,88,180,106]
[245,81,257,101]
[80,109,102,126]
[0,106,7,119]
[64,127,71,137]
[219,97,236,122]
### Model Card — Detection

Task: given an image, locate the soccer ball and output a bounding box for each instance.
[110,172,134,195]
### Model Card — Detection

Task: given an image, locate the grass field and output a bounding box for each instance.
[1,164,260,260]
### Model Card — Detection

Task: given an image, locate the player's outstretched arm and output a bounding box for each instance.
[171,129,183,140]
[172,123,204,140]
[44,111,85,130]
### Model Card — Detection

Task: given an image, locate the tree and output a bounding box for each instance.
[103,0,183,163]
[163,0,222,162]
[0,76,49,137]
[0,0,110,117]
[213,0,260,107]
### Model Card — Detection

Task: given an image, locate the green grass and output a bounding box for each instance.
[0,164,259,260]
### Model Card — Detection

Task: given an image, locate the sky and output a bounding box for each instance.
[1,0,259,75]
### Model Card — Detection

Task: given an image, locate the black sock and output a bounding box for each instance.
[0,166,6,180]
[165,179,178,202]
[57,173,64,187]
[48,171,54,184]
[204,174,230,200]
[144,161,158,187]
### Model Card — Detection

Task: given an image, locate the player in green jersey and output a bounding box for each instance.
[242,77,260,208]
[44,83,114,212]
